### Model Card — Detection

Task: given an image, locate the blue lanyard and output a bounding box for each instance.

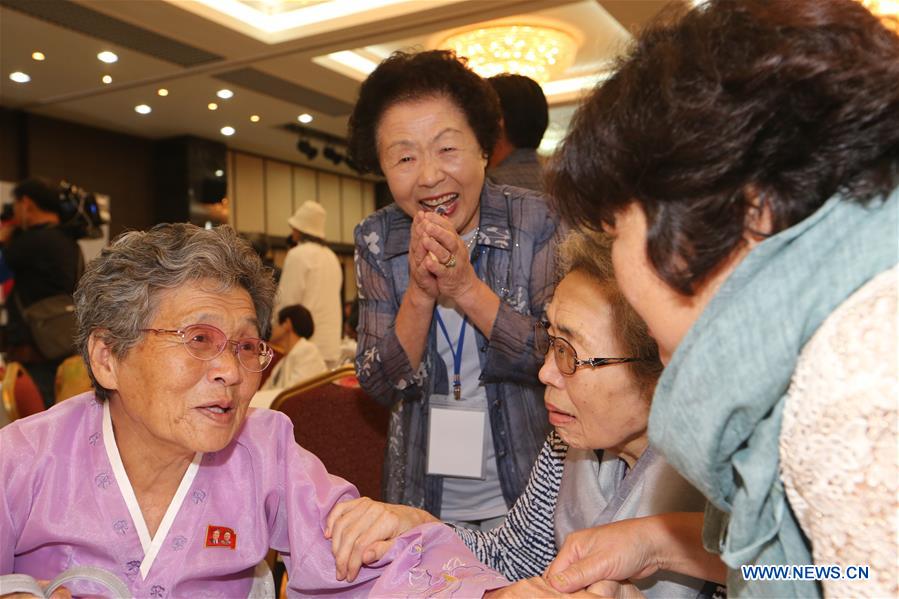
[433,248,482,401]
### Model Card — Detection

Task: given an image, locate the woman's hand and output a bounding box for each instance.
[483,576,611,598]
[325,497,440,583]
[409,212,439,300]
[418,212,479,301]
[545,518,662,593]
[546,513,724,593]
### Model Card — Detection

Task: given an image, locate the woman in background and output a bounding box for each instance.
[545,0,898,597]
[349,50,559,527]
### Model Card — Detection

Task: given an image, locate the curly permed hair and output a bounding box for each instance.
[548,0,899,295]
[346,50,501,175]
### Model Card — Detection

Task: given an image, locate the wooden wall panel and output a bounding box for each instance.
[317,172,341,243]
[233,153,265,233]
[292,166,317,213]
[265,160,292,236]
[340,177,362,244]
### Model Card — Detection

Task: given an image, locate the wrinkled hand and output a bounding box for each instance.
[483,576,610,598]
[418,212,478,300]
[408,212,439,299]
[546,519,661,593]
[325,497,439,583]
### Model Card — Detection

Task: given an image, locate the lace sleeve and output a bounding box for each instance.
[780,265,898,598]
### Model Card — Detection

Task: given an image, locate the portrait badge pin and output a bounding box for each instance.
[205,525,237,549]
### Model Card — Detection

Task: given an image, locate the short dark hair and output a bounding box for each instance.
[549,0,899,295]
[12,178,61,214]
[347,50,501,175]
[278,304,314,339]
[488,74,548,149]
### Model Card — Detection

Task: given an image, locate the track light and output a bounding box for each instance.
[323,146,343,165]
[296,139,318,160]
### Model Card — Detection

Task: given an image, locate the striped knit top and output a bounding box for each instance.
[453,431,568,579]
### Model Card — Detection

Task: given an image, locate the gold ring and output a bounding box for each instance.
[443,253,457,268]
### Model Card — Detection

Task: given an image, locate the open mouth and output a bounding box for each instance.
[419,193,458,213]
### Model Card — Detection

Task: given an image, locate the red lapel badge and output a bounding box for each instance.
[205,525,237,549]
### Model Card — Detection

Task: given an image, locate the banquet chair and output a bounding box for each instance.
[2,362,45,423]
[54,354,92,404]
[271,365,388,500]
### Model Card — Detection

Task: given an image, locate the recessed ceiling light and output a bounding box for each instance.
[32,51,45,61]
[297,113,313,124]
[220,126,235,136]
[134,104,152,115]
[97,51,118,64]
[250,114,261,123]
[216,89,234,99]
[101,75,112,84]
[208,102,218,111]
[9,72,31,83]
[157,88,169,97]
[214,169,224,177]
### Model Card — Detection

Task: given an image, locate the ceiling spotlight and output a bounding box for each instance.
[297,113,313,124]
[32,51,45,61]
[323,146,344,166]
[101,75,112,84]
[157,88,169,97]
[214,169,224,177]
[208,102,218,111]
[220,126,235,136]
[97,51,118,64]
[9,71,31,83]
[216,89,234,99]
[134,104,152,115]
[250,114,261,123]
[296,139,318,160]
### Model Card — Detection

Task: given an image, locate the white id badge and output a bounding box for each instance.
[427,396,487,479]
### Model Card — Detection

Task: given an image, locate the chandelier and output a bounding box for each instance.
[441,25,577,83]
[859,0,899,32]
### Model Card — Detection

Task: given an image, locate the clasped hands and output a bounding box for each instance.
[324,497,652,598]
[408,211,477,301]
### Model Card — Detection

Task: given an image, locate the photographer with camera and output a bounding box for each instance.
[1,178,83,408]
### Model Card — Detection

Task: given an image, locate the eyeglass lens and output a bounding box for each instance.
[535,322,577,375]
[181,324,271,372]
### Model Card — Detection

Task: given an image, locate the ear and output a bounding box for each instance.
[743,188,774,248]
[88,332,120,392]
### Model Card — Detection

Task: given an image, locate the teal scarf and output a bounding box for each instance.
[648,187,898,597]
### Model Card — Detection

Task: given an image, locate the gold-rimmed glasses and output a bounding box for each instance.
[142,323,273,372]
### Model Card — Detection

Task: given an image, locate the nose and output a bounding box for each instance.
[208,343,244,386]
[417,152,445,188]
[538,348,564,389]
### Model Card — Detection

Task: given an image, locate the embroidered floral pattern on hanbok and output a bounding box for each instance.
[89,432,100,446]
[191,489,207,504]
[112,519,128,536]
[125,560,141,577]
[149,584,165,597]
[95,472,112,489]
[171,535,187,551]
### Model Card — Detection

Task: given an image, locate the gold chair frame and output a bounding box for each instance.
[269,364,356,412]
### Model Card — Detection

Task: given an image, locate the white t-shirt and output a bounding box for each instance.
[275,242,343,365]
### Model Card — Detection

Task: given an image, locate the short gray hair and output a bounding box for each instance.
[75,223,276,400]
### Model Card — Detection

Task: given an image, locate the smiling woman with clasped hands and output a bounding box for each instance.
[348,49,560,529]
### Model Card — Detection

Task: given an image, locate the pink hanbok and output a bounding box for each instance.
[0,393,507,597]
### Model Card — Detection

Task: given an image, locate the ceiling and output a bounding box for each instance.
[0,0,676,175]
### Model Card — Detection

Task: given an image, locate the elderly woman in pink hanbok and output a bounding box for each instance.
[0,223,506,598]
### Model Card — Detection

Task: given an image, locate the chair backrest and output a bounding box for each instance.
[55,354,93,404]
[271,366,388,500]
[2,362,45,422]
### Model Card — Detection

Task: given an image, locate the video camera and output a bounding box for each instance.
[57,181,105,240]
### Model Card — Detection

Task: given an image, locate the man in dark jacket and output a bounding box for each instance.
[2,178,81,407]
